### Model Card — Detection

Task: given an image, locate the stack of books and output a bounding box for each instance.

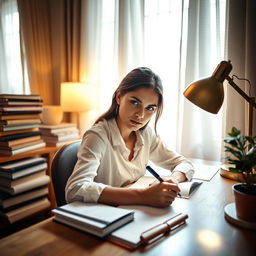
[39,123,80,147]
[0,157,50,223]
[0,94,46,156]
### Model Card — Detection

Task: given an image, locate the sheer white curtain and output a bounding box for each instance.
[80,0,226,161]
[179,0,226,161]
[79,0,144,118]
[143,0,189,150]
[0,0,29,94]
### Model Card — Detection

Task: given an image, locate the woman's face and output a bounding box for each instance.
[116,87,159,133]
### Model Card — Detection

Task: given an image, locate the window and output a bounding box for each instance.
[0,0,29,94]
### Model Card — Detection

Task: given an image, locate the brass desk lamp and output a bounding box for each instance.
[183,60,256,180]
[183,60,256,136]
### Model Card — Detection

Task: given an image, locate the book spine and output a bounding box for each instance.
[0,131,42,141]
[0,124,39,132]
[0,157,46,171]
[0,162,47,179]
[0,142,46,156]
[0,175,50,195]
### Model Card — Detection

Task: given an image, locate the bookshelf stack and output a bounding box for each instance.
[39,123,80,147]
[0,94,46,156]
[0,157,50,223]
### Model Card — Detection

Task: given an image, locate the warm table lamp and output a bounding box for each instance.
[61,82,97,136]
[183,60,256,136]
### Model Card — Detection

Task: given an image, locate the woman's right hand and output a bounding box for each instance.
[140,181,180,207]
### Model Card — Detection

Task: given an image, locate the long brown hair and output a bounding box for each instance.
[95,67,164,133]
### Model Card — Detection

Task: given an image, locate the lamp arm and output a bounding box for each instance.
[226,76,256,136]
[226,76,256,109]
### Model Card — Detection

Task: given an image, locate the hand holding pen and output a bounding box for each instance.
[146,165,182,198]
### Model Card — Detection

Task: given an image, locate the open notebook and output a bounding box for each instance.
[130,176,202,199]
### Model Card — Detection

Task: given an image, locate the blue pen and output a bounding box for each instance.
[146,165,181,197]
[146,165,164,182]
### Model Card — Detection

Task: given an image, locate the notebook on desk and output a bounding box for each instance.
[109,205,188,249]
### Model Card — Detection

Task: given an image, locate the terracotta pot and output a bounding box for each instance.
[232,183,256,222]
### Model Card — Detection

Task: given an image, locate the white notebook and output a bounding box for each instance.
[110,205,186,249]
[130,176,202,199]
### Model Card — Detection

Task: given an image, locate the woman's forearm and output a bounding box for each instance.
[98,181,180,207]
[98,187,144,206]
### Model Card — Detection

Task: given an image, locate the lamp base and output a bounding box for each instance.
[71,110,98,137]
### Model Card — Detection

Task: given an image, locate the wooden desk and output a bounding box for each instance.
[1,172,256,256]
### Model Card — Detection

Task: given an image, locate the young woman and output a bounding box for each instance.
[65,67,194,207]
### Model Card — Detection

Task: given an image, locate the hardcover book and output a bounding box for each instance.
[0,161,47,179]
[0,157,46,172]
[0,123,39,132]
[0,131,41,141]
[0,106,43,112]
[0,186,48,209]
[0,119,41,125]
[52,202,134,238]
[0,139,44,151]
[0,141,46,156]
[0,114,40,121]
[0,101,42,106]
[0,170,46,188]
[0,111,42,115]
[0,197,50,223]
[39,123,77,130]
[0,94,41,101]
[0,135,42,147]
[42,133,79,143]
[40,127,78,136]
[0,174,50,195]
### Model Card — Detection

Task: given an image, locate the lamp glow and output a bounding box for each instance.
[61,82,96,112]
[61,82,98,136]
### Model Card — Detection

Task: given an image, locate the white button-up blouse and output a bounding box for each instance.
[65,118,194,203]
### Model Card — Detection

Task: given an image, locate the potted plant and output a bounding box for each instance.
[223,127,256,222]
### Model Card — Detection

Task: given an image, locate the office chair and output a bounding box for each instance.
[51,140,81,206]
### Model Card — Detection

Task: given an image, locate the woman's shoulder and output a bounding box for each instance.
[83,119,112,141]
[85,119,107,134]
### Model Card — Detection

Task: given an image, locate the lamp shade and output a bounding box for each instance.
[183,77,224,114]
[61,82,96,112]
[183,61,233,114]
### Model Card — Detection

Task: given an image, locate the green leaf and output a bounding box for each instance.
[228,167,240,173]
[224,126,256,187]
[245,136,255,144]
[224,146,243,159]
[229,127,240,137]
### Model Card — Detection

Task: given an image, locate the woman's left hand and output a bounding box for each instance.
[169,171,187,183]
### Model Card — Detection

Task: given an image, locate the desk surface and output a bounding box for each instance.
[1,170,256,256]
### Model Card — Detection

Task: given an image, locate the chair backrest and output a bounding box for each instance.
[51,140,81,206]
